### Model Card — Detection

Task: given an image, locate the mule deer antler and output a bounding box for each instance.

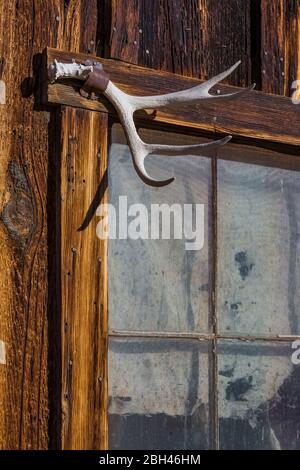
[48,59,254,186]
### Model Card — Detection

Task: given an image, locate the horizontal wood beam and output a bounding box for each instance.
[43,48,300,147]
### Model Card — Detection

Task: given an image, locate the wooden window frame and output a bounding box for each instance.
[42,47,300,450]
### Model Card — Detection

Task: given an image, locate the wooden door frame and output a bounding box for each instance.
[58,108,108,449]
[42,47,300,450]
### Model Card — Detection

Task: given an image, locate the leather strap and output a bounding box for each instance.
[79,60,109,99]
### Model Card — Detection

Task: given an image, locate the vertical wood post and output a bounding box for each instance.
[59,107,108,449]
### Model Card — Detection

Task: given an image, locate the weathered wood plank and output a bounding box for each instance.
[0,0,60,450]
[261,0,300,95]
[44,48,300,147]
[56,0,100,54]
[110,0,251,86]
[60,107,108,450]
[110,0,140,64]
[0,0,103,450]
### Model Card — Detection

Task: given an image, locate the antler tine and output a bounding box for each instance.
[125,137,232,187]
[104,82,232,187]
[147,135,232,156]
[128,61,256,111]
[104,81,175,187]
[128,135,232,187]
[134,136,232,186]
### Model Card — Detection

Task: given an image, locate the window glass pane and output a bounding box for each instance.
[108,124,212,333]
[217,159,300,336]
[108,338,212,450]
[218,339,300,450]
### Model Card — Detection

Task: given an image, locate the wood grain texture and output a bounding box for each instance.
[261,0,300,95]
[60,108,108,450]
[0,0,102,450]
[44,48,300,148]
[1,0,300,452]
[110,0,251,85]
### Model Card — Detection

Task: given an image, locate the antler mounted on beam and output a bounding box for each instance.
[48,58,254,187]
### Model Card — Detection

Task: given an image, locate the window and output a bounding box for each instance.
[107,125,300,450]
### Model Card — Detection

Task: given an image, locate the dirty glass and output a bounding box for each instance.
[108,125,212,333]
[107,126,300,450]
[218,340,300,450]
[217,160,300,336]
[108,338,212,450]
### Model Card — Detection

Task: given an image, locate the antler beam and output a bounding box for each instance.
[48,59,254,186]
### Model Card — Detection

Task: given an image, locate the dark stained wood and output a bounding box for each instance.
[261,0,300,95]
[57,0,100,53]
[60,108,108,450]
[110,0,140,64]
[110,0,251,86]
[0,0,102,450]
[44,48,300,148]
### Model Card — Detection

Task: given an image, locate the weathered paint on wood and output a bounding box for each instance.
[60,107,108,450]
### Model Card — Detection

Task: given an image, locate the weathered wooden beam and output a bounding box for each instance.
[44,47,300,147]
